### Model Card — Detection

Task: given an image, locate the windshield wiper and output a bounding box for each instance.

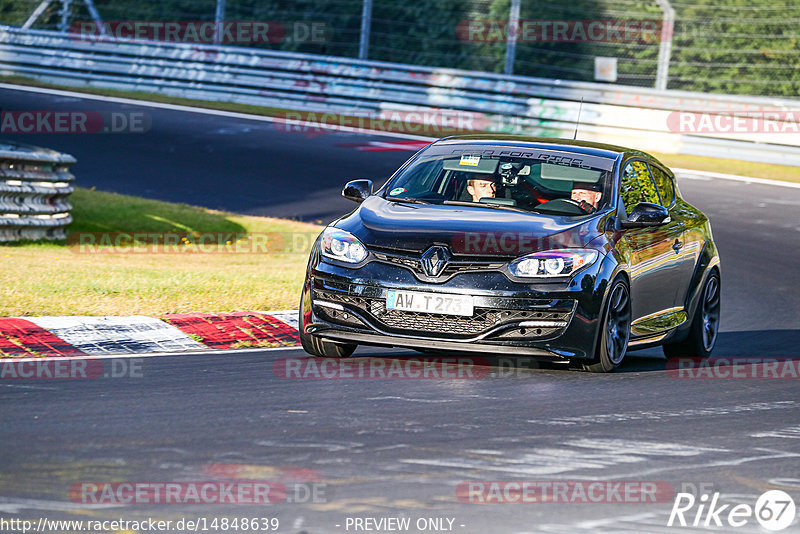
[531,205,586,216]
[386,198,432,205]
[443,200,528,213]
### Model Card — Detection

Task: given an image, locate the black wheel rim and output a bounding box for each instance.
[701,275,721,351]
[606,283,631,365]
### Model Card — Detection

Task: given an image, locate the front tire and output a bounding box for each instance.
[300,331,356,358]
[663,270,720,360]
[298,292,357,358]
[585,279,631,373]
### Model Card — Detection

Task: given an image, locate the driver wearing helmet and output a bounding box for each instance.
[570,182,603,213]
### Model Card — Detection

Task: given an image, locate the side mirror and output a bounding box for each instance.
[342,179,373,203]
[621,202,670,228]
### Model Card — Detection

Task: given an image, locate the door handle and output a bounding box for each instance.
[672,239,683,254]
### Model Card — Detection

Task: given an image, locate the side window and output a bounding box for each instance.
[650,165,675,208]
[620,160,660,215]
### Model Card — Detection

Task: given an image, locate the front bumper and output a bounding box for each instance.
[302,254,612,361]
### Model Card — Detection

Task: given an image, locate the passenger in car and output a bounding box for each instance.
[570,182,603,213]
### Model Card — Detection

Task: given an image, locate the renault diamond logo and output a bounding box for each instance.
[421,246,450,277]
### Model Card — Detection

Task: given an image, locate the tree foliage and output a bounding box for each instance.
[2,0,797,96]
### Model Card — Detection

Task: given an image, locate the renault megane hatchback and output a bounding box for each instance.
[299,135,721,372]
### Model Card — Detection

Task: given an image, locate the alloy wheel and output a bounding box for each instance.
[701,275,721,352]
[606,283,631,365]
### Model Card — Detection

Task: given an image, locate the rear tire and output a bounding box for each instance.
[584,279,631,373]
[663,270,720,360]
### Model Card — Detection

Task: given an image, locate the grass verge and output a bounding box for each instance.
[0,188,321,316]
[3,74,799,183]
[650,152,799,183]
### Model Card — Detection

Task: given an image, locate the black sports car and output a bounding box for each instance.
[299,135,721,372]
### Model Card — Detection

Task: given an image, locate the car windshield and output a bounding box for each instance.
[384,145,616,216]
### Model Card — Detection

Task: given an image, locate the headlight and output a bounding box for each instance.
[508,249,599,278]
[320,227,368,264]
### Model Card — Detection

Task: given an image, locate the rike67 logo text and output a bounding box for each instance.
[668,490,796,531]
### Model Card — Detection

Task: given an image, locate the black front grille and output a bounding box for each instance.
[371,249,506,281]
[313,289,573,339]
[372,303,496,335]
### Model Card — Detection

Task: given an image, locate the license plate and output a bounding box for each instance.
[386,290,474,317]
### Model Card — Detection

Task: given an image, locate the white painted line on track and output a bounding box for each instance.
[5,83,797,188]
[674,167,800,189]
[3,343,300,364]
[0,82,436,141]
[4,85,797,187]
[601,449,800,481]
[0,496,121,513]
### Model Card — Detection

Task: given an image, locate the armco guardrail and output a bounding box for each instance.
[0,26,798,165]
[0,141,75,242]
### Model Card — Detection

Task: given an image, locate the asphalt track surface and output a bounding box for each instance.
[2,86,800,533]
[0,86,415,223]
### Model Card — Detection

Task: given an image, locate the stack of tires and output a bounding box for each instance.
[0,141,76,242]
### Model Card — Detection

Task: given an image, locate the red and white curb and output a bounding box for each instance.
[0,312,300,358]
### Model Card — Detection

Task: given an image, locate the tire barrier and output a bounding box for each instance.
[0,140,76,242]
[0,25,798,165]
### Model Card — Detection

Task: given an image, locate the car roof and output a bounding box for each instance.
[433,134,656,162]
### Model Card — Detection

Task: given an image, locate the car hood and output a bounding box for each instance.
[335,196,604,256]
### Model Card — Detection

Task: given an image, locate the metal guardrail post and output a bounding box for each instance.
[83,0,107,36]
[655,0,674,91]
[24,0,106,34]
[22,0,53,30]
[214,0,226,45]
[0,141,76,242]
[359,0,373,60]
[504,0,521,75]
[57,0,72,33]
